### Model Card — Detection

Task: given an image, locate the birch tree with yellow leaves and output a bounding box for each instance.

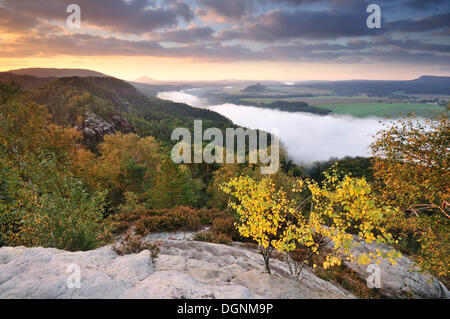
[221,171,400,278]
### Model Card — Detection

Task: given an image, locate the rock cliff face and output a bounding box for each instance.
[77,112,135,145]
[0,241,354,299]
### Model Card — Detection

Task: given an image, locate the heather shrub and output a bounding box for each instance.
[112,230,161,261]
[212,216,244,241]
[212,216,235,234]
[134,206,205,235]
[193,232,232,245]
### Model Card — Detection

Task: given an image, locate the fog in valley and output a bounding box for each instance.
[158,91,388,166]
[157,90,209,108]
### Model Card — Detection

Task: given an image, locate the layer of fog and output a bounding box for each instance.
[157,91,388,166]
[158,91,209,107]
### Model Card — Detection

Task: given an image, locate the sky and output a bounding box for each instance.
[0,0,449,81]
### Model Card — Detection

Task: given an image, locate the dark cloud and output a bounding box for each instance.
[196,0,254,20]
[363,49,450,65]
[0,6,39,32]
[374,37,450,53]
[0,33,264,61]
[195,0,366,21]
[1,0,194,34]
[0,0,448,68]
[157,26,215,43]
[2,31,448,66]
[170,0,195,21]
[219,8,383,42]
[386,13,450,32]
[407,0,447,9]
[266,0,320,4]
[432,28,450,36]
[0,34,164,58]
[261,40,449,64]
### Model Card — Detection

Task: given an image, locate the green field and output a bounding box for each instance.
[242,96,398,104]
[208,86,448,118]
[316,102,446,118]
[239,98,446,118]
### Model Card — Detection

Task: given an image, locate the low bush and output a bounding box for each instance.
[113,206,246,246]
[134,207,203,235]
[212,216,235,235]
[194,214,255,245]
[193,232,233,245]
[212,216,248,242]
[110,220,130,235]
[130,206,225,235]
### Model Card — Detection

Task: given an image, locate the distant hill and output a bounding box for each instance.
[0,72,56,91]
[130,81,197,97]
[243,83,267,93]
[134,77,284,88]
[134,76,169,85]
[7,68,109,78]
[298,76,450,95]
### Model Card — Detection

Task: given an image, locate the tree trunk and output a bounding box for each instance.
[261,246,272,274]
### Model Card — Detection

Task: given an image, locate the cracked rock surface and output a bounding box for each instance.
[0,241,354,299]
[2,236,446,299]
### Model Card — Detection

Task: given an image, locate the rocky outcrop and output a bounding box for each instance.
[77,112,135,145]
[242,83,267,93]
[325,237,449,299]
[0,241,354,299]
[1,232,446,299]
[157,241,354,299]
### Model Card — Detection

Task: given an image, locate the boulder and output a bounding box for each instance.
[325,236,449,299]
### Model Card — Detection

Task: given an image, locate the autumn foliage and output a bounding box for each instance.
[371,112,449,277]
[0,85,108,250]
[221,171,400,277]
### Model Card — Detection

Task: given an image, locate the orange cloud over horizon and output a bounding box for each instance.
[1,55,448,82]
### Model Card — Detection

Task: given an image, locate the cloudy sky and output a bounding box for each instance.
[0,0,449,81]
